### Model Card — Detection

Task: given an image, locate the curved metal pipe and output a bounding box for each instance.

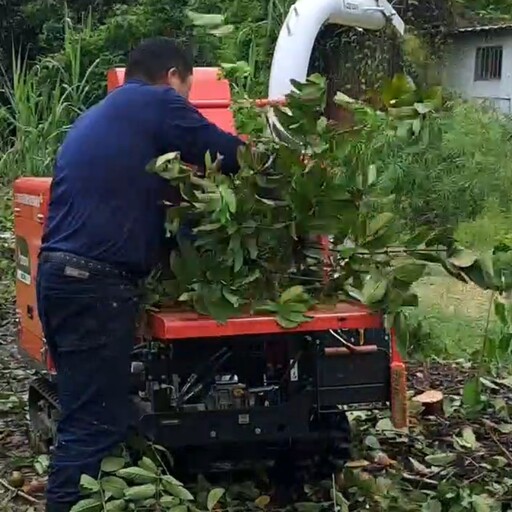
[266,0,405,139]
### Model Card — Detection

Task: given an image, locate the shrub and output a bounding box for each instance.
[380,100,512,229]
[456,201,512,250]
[0,23,98,184]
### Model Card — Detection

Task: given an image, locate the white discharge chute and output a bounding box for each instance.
[266,0,405,139]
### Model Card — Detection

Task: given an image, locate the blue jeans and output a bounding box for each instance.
[36,252,140,506]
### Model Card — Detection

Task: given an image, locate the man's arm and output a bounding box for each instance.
[160,88,245,175]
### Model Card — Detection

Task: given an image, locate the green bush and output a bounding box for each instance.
[456,201,512,250]
[380,100,512,229]
[0,25,99,184]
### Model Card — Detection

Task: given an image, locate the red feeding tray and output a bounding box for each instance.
[148,302,382,341]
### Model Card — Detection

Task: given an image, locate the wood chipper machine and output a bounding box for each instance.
[12,0,406,473]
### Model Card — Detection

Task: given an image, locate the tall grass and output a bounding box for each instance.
[0,18,99,185]
[456,201,512,250]
[379,100,512,229]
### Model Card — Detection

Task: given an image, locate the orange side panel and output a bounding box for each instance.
[107,67,228,100]
[197,108,235,135]
[106,67,236,134]
[13,178,52,371]
[17,321,54,370]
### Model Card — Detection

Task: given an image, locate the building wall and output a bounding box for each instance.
[443,31,512,114]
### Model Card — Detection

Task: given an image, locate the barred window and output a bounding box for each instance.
[474,46,503,81]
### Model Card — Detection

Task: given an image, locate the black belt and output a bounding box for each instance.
[38,251,140,283]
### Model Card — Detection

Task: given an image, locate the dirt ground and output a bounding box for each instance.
[0,302,45,511]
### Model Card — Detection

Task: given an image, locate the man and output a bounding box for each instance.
[37,37,245,512]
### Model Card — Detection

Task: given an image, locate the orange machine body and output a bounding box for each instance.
[13,67,406,427]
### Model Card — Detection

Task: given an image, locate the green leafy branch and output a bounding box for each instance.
[145,73,512,351]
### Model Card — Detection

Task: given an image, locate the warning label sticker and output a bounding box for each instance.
[15,236,31,285]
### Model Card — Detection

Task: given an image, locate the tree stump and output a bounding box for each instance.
[412,390,444,417]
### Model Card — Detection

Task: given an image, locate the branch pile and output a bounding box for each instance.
[145,74,512,336]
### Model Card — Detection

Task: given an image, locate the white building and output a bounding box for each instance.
[443,24,512,114]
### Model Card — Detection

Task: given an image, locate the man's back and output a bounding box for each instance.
[42,80,242,276]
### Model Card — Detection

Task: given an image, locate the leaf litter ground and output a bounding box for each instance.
[0,303,511,511]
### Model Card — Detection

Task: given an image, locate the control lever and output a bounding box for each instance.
[176,347,232,406]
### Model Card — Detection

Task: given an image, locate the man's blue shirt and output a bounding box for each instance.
[41,79,244,276]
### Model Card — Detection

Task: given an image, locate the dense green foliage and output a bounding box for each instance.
[379,100,512,229]
[2,0,512,222]
[456,0,512,19]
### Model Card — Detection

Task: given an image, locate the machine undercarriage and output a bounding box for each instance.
[27,327,391,477]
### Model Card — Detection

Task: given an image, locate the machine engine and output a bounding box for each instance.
[125,326,394,454]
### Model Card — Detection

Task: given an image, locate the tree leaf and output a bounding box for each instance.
[394,311,410,358]
[362,275,388,304]
[101,476,128,499]
[255,195,287,207]
[153,152,181,170]
[105,499,126,511]
[367,212,394,237]
[207,487,225,510]
[100,457,126,474]
[393,263,426,283]
[187,10,225,26]
[412,117,422,136]
[494,299,508,327]
[209,24,235,37]
[461,426,478,449]
[472,495,495,512]
[222,288,240,307]
[409,457,430,476]
[404,227,434,248]
[161,474,185,488]
[70,498,102,512]
[414,102,433,114]
[193,223,222,232]
[422,500,442,512]
[276,315,301,329]
[203,295,238,323]
[160,496,181,508]
[34,454,50,475]
[489,455,508,468]
[294,503,324,512]
[333,91,356,105]
[279,285,306,304]
[116,467,158,484]
[448,248,477,268]
[124,484,157,501]
[161,479,194,501]
[138,457,159,475]
[254,495,271,509]
[246,237,258,259]
[479,377,499,390]
[220,185,236,213]
[367,164,377,186]
[364,435,381,450]
[424,453,456,466]
[79,474,100,494]
[168,506,188,512]
[462,377,481,409]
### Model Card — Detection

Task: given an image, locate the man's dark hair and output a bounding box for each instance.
[125,37,193,83]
